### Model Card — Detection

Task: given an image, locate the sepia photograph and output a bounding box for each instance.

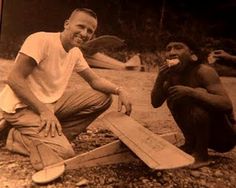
[0,0,235,187]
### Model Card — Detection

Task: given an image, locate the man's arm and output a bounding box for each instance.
[212,50,236,62]
[151,68,169,108]
[78,68,132,115]
[7,53,62,137]
[7,53,46,114]
[168,65,233,111]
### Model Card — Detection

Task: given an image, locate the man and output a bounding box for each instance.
[151,35,236,168]
[0,8,132,170]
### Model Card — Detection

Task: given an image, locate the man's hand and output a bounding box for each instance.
[168,86,208,101]
[158,64,171,81]
[208,50,231,64]
[38,110,62,137]
[195,87,207,93]
[117,88,132,116]
[168,85,193,101]
[212,50,231,60]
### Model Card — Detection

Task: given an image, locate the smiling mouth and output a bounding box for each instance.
[74,35,84,43]
[75,38,83,44]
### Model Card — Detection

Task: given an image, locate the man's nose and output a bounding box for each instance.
[169,48,177,55]
[166,49,175,57]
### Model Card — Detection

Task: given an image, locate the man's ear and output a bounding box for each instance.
[64,20,69,29]
[191,54,198,61]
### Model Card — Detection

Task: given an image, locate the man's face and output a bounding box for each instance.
[64,11,97,47]
[164,42,193,72]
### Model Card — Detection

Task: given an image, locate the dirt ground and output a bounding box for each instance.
[0,58,236,188]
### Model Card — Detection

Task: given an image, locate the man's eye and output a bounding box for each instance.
[175,45,184,50]
[166,47,171,51]
[77,25,84,29]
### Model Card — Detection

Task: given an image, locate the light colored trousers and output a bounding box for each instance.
[3,88,112,169]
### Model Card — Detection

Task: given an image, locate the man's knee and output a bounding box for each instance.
[92,92,112,112]
[99,93,113,108]
[174,105,211,136]
[58,146,75,159]
[189,105,211,124]
[47,136,76,159]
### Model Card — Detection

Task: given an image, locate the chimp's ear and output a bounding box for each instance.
[64,20,69,29]
[191,54,198,61]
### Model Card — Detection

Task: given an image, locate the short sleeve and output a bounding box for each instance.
[19,32,47,64]
[73,48,90,72]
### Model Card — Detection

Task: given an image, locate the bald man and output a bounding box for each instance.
[0,8,132,170]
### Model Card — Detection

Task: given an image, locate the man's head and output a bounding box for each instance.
[62,8,98,50]
[162,35,201,72]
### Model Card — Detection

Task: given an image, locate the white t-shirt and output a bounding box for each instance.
[0,32,89,113]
